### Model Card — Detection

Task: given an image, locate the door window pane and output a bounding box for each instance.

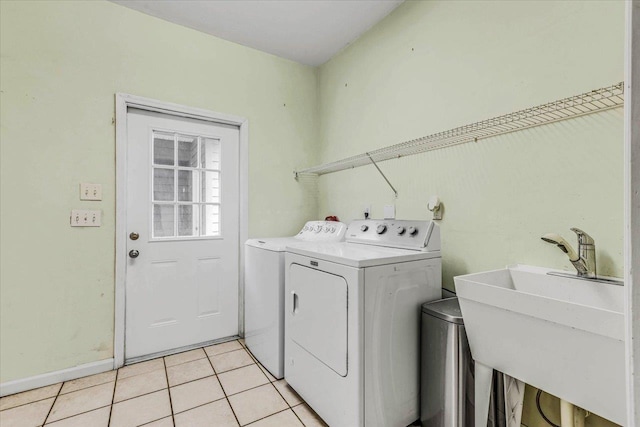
[153,169,174,201]
[178,205,198,237]
[178,170,197,202]
[202,204,220,236]
[178,135,198,167]
[151,130,223,239]
[153,204,175,238]
[202,171,220,203]
[201,138,221,170]
[153,133,174,166]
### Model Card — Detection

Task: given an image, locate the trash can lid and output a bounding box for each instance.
[421,297,464,324]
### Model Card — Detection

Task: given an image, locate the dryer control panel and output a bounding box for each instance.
[345,219,440,251]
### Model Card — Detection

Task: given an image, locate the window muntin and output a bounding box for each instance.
[152,131,221,239]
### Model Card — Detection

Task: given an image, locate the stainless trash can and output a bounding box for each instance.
[421,297,505,427]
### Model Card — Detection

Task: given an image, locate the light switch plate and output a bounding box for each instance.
[70,210,102,227]
[383,204,395,219]
[80,183,102,201]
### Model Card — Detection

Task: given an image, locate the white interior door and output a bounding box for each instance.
[125,108,240,361]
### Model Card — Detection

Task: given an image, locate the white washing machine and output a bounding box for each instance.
[284,219,442,427]
[244,221,346,379]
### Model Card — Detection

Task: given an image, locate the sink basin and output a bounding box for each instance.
[454,265,625,425]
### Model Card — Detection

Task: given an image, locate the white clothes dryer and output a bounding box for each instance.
[284,219,442,427]
[244,221,346,379]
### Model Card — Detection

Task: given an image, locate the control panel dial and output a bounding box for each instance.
[360,225,369,232]
[408,226,418,235]
[376,224,387,234]
[396,226,406,235]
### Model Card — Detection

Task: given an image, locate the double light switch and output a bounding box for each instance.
[80,183,102,201]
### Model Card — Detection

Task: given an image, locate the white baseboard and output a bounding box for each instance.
[0,358,114,397]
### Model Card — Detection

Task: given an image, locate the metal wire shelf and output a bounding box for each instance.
[294,82,624,178]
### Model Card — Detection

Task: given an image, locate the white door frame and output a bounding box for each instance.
[625,1,640,425]
[114,93,249,369]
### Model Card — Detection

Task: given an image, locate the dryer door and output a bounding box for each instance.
[289,264,348,376]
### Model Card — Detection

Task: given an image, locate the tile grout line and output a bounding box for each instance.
[162,357,176,426]
[269,380,295,410]
[0,393,59,413]
[291,411,307,427]
[171,395,226,417]
[269,381,308,426]
[204,341,246,358]
[243,407,293,426]
[223,381,274,399]
[241,345,305,424]
[41,383,63,425]
[108,384,173,407]
[204,344,242,427]
[270,383,307,426]
[162,373,216,392]
[244,347,277,383]
[239,350,298,426]
[245,344,324,427]
[210,361,254,376]
[163,345,249,375]
[79,370,223,410]
[121,345,226,381]
[39,383,116,426]
[58,377,115,397]
[107,369,117,427]
[41,404,113,426]
[138,415,174,426]
[4,341,263,426]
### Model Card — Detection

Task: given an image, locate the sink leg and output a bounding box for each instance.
[560,399,587,427]
[475,361,493,427]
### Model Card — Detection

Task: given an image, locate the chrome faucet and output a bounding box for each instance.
[541,228,596,278]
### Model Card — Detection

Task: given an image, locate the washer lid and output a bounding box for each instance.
[285,241,440,268]
[421,297,464,325]
[245,221,347,252]
[246,237,300,252]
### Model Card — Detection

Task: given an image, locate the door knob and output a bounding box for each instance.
[129,250,140,258]
[129,232,139,240]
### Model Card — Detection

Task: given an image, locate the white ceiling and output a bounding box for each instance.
[111,0,404,66]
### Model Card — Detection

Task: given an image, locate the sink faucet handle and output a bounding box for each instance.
[570,228,595,245]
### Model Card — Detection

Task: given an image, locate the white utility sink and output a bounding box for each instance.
[455,265,625,426]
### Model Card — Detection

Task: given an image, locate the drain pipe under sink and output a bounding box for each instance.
[560,399,588,427]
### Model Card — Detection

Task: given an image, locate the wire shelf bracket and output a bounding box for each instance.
[366,153,398,198]
[294,82,624,177]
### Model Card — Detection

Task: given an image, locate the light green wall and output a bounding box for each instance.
[0,0,318,383]
[0,0,627,424]
[315,1,623,426]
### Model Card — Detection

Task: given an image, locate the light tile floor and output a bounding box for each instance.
[0,339,327,427]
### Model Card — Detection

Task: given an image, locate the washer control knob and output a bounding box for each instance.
[315,225,322,233]
[360,225,369,232]
[330,227,336,233]
[408,226,418,235]
[324,227,330,233]
[376,224,387,234]
[396,226,406,235]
